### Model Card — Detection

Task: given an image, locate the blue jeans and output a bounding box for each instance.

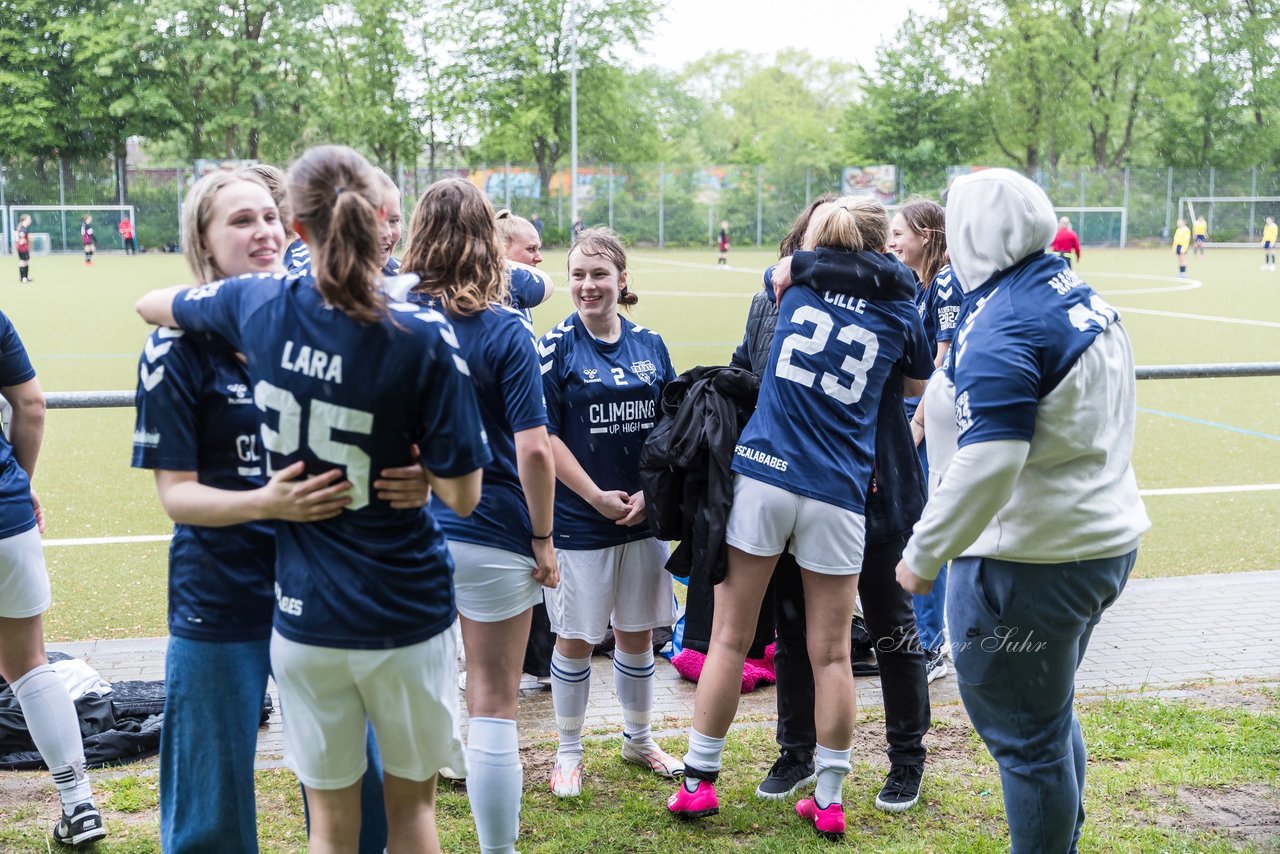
[161,635,272,854]
[912,436,948,651]
[947,551,1136,854]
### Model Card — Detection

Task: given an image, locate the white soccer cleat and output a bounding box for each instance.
[622,738,684,778]
[550,757,583,797]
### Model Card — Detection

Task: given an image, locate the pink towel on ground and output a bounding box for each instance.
[671,643,777,693]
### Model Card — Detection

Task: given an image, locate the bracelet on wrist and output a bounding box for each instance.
[532,531,553,540]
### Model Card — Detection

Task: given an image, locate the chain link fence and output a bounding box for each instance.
[4,157,1279,253]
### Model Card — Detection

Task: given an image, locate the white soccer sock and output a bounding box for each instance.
[466,717,521,854]
[813,744,852,809]
[12,665,92,811]
[681,728,725,791]
[612,648,655,745]
[550,650,592,763]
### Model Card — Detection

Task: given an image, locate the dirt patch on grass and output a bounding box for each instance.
[1156,784,1280,848]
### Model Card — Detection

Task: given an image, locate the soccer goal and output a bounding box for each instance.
[1053,207,1128,248]
[6,204,136,253]
[1179,197,1280,247]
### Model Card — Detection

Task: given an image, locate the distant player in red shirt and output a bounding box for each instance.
[14,215,32,283]
[81,215,95,265]
[1050,216,1081,268]
[717,220,729,267]
[118,218,136,255]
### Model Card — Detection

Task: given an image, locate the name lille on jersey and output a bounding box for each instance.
[280,340,343,383]
[588,399,656,435]
[735,444,789,472]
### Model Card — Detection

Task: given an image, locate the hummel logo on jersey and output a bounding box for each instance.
[140,364,165,391]
[143,336,175,364]
[582,368,601,383]
[631,359,658,385]
[227,383,252,404]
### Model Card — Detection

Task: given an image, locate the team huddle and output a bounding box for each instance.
[0,148,1150,853]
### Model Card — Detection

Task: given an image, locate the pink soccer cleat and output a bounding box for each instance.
[796,796,846,840]
[667,778,719,819]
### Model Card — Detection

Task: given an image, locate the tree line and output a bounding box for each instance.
[1,0,1275,201]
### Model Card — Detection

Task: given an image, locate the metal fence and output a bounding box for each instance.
[5,156,1280,253]
[46,363,1280,415]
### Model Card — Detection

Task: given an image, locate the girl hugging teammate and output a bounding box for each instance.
[667,196,932,840]
[136,145,490,852]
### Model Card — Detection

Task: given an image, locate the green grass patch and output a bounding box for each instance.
[0,685,1274,851]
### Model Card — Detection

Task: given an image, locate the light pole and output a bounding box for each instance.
[568,0,579,231]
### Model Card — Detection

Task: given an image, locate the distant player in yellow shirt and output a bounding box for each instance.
[1173,219,1191,278]
[1192,215,1208,256]
[1263,216,1277,271]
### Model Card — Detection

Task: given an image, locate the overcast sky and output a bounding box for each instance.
[631,0,938,73]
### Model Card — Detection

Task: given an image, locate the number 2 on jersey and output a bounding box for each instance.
[775,305,880,405]
[256,381,373,510]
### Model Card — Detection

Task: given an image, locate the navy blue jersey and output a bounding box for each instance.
[509,266,544,311]
[733,282,932,514]
[284,238,310,273]
[171,273,491,650]
[0,313,38,540]
[539,313,675,549]
[948,253,1120,448]
[130,328,275,641]
[285,239,399,278]
[918,264,963,348]
[406,296,548,556]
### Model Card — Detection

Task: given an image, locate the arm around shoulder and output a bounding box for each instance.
[136,286,187,327]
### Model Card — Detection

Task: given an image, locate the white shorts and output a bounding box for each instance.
[270,629,465,790]
[450,540,542,623]
[0,527,50,619]
[725,476,866,576]
[546,538,674,644]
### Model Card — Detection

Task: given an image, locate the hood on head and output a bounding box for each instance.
[945,168,1057,293]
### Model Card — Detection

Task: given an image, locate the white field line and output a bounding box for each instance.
[39,481,1280,548]
[1087,272,1204,295]
[1139,483,1280,497]
[1114,306,1280,329]
[44,534,172,547]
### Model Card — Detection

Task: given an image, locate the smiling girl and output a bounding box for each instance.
[537,227,683,797]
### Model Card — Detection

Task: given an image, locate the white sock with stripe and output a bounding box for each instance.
[550,650,592,764]
[681,728,725,791]
[12,665,92,812]
[466,717,521,854]
[813,744,852,809]
[612,647,655,745]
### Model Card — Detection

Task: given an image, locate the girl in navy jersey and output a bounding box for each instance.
[538,227,683,797]
[133,169,419,853]
[0,313,106,845]
[401,178,558,854]
[136,145,491,854]
[888,200,962,682]
[667,197,932,839]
